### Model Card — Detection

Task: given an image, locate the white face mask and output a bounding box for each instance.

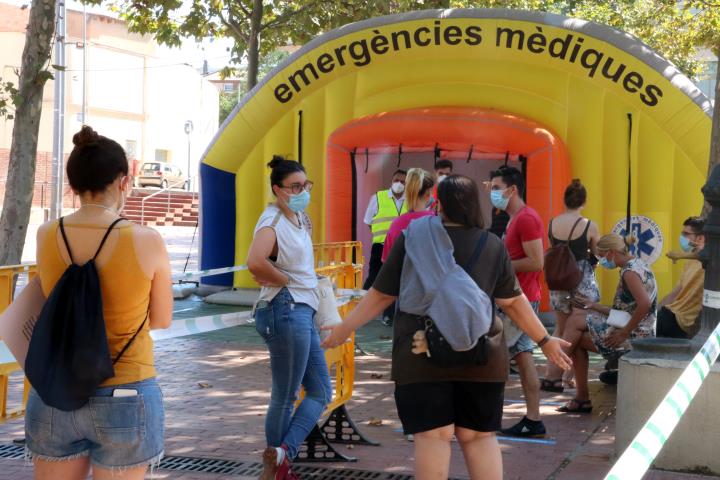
[391,182,405,194]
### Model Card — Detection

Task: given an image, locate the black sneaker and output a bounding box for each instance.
[500,416,546,438]
[599,370,618,385]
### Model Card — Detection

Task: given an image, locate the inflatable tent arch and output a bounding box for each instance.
[199,8,712,307]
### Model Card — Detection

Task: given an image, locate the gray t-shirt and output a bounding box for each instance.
[373,226,521,384]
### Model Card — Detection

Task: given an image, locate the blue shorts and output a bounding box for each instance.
[508,301,540,359]
[25,378,164,470]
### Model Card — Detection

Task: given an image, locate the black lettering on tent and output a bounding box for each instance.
[392,30,412,50]
[274,83,293,103]
[496,27,525,50]
[640,84,663,107]
[464,26,483,45]
[623,71,644,93]
[444,25,463,45]
[414,27,432,47]
[288,63,320,93]
[334,45,348,66]
[317,53,335,74]
[601,56,626,82]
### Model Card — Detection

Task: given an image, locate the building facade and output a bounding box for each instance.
[0,1,219,211]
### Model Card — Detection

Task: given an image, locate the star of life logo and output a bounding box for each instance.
[611,215,664,265]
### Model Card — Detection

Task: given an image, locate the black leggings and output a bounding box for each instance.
[363,243,384,290]
[363,242,395,320]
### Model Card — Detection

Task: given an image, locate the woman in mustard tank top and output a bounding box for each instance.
[27,126,173,480]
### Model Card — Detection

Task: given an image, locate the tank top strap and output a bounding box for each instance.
[581,218,591,238]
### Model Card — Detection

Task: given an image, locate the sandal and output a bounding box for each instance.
[540,378,564,393]
[556,398,593,413]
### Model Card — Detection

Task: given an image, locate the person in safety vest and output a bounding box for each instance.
[363,170,407,303]
[428,160,453,211]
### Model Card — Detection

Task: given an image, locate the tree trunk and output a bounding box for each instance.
[245,0,263,92]
[0,0,57,266]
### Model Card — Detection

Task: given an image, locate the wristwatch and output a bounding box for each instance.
[537,334,551,347]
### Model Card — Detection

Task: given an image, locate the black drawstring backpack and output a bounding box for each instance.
[26,217,147,411]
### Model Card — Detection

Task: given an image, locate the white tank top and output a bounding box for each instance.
[253,205,318,310]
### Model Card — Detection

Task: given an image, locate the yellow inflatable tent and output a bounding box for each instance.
[198,8,712,306]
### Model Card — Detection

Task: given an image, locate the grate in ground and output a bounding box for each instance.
[0,444,24,459]
[0,444,456,479]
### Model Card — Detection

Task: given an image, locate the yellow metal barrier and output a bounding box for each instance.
[313,241,363,270]
[0,243,367,453]
[0,264,36,422]
[313,263,360,414]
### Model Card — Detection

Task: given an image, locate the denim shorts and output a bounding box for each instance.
[25,378,164,470]
[508,301,540,359]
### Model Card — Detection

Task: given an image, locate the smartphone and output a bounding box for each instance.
[112,388,138,397]
[566,296,588,309]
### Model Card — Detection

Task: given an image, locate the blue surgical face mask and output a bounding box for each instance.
[490,189,509,210]
[598,256,617,270]
[288,190,310,212]
[679,235,694,253]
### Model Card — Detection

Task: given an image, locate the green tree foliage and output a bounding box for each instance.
[108,0,715,92]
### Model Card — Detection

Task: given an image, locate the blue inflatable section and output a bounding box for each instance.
[199,163,236,286]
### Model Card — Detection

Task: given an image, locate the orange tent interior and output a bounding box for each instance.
[325,107,572,309]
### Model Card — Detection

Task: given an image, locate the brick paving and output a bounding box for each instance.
[3,226,717,479]
[0,320,717,479]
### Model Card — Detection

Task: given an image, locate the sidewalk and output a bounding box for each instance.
[0,318,716,479]
[2,225,716,479]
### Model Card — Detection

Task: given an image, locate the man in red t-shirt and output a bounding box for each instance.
[490,166,547,438]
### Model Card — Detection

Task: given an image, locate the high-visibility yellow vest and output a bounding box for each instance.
[370,190,407,244]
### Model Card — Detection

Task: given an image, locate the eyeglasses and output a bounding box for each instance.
[280,181,314,194]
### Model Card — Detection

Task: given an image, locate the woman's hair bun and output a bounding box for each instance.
[571,178,582,186]
[267,155,285,170]
[72,125,99,147]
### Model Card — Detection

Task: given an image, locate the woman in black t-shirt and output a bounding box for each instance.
[323,175,571,480]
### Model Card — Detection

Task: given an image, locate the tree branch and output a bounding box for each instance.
[218,8,249,43]
[260,1,318,31]
[236,0,250,18]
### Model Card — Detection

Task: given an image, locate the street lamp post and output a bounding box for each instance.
[184,120,193,191]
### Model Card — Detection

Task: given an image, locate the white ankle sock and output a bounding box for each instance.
[275,447,285,466]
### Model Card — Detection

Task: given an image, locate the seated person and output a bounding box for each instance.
[657,216,705,338]
[557,233,657,413]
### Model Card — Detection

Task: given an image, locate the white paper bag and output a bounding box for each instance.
[607,309,632,329]
[0,276,45,369]
[315,276,342,341]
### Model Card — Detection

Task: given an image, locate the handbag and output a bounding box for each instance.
[314,275,342,341]
[417,315,488,368]
[607,274,658,329]
[544,218,585,291]
[606,309,632,328]
[409,232,491,368]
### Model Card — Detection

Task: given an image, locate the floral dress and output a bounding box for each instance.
[550,259,601,314]
[586,258,657,356]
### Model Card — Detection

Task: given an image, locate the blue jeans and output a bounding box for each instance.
[254,288,332,459]
[25,378,164,470]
